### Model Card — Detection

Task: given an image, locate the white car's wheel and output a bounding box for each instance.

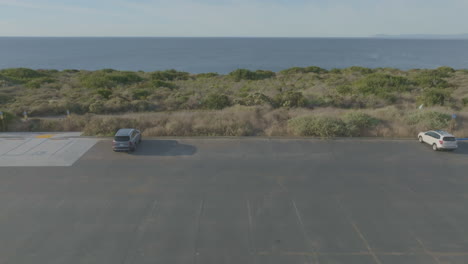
[419,136,423,143]
[432,144,438,151]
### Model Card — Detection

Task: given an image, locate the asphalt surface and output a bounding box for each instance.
[1,138,468,264]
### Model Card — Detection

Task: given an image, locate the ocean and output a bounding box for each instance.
[1,37,467,73]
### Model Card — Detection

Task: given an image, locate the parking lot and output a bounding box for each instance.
[0,137,467,264]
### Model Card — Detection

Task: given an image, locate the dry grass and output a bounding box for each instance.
[8,105,468,138]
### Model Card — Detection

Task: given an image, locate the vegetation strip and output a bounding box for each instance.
[1,66,467,137]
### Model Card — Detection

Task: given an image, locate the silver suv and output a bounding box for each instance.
[418,130,457,151]
[112,128,142,152]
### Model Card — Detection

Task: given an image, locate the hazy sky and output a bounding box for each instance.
[0,0,467,37]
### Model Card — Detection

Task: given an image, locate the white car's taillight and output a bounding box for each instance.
[439,140,443,145]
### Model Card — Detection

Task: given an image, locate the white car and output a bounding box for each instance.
[418,130,457,151]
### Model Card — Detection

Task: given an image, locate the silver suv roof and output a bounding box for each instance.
[433,130,454,137]
[115,128,134,136]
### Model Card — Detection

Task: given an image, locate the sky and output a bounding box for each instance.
[0,0,467,37]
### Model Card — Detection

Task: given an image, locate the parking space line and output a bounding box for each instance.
[50,140,75,156]
[0,138,34,156]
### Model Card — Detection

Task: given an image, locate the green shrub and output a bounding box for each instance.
[132,89,151,100]
[0,93,13,104]
[329,68,342,74]
[288,115,348,137]
[462,97,468,106]
[353,73,412,99]
[273,91,308,108]
[412,69,452,88]
[237,93,273,106]
[0,111,16,131]
[25,77,56,89]
[196,72,219,78]
[0,68,45,83]
[336,85,353,95]
[229,69,275,81]
[406,111,451,129]
[107,71,143,84]
[62,69,80,73]
[419,88,450,106]
[79,70,143,89]
[202,94,231,109]
[435,66,455,76]
[96,88,112,99]
[151,80,177,89]
[343,112,380,136]
[279,66,328,75]
[150,69,190,81]
[344,66,375,75]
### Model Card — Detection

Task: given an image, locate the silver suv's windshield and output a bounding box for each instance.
[443,137,456,141]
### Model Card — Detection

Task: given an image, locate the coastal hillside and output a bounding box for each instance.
[1,66,467,137]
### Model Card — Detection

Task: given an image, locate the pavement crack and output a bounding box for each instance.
[413,236,442,264]
[292,200,320,264]
[247,199,257,264]
[193,198,205,264]
[336,197,383,264]
[120,199,159,264]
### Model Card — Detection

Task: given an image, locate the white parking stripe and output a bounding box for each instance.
[0,140,27,156]
[3,139,46,156]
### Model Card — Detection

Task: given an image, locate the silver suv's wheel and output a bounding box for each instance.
[432,144,438,151]
[419,136,423,143]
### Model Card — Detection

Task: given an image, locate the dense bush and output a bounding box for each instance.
[202,94,231,109]
[151,80,177,89]
[343,112,380,136]
[150,69,190,81]
[353,73,412,99]
[0,111,16,131]
[0,68,45,83]
[229,69,275,81]
[273,91,308,108]
[80,70,143,89]
[412,68,454,89]
[25,77,56,89]
[196,72,219,78]
[434,66,455,77]
[288,115,348,137]
[132,89,151,100]
[96,88,112,99]
[62,69,80,73]
[462,97,468,107]
[236,93,273,106]
[419,88,450,106]
[406,111,451,130]
[279,66,328,75]
[344,66,375,75]
[0,93,13,104]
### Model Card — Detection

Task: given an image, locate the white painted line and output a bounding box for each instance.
[3,139,46,156]
[0,140,28,156]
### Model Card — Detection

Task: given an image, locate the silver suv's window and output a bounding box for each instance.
[443,137,456,141]
[115,136,130,141]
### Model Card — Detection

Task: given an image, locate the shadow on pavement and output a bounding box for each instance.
[450,141,468,155]
[132,140,197,156]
